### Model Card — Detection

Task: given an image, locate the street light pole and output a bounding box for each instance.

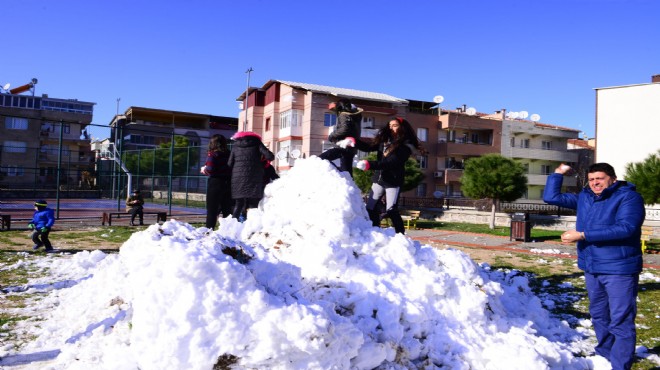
[244,67,253,131]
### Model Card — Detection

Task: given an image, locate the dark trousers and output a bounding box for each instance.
[31,229,52,249]
[585,272,639,370]
[129,206,143,225]
[319,147,357,177]
[206,177,232,228]
[232,198,259,220]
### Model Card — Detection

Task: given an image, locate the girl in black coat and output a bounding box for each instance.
[228,131,275,221]
[355,117,425,234]
[318,98,363,177]
[201,134,232,228]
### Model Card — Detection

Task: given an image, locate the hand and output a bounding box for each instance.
[28,223,35,230]
[555,164,572,175]
[356,160,370,171]
[337,137,355,149]
[200,166,209,175]
[560,230,584,243]
[40,227,49,233]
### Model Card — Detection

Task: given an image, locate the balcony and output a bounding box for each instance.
[280,124,303,138]
[444,169,463,184]
[507,146,578,162]
[527,173,577,187]
[437,140,498,157]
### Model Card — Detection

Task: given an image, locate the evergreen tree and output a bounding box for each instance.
[624,149,660,205]
[460,154,528,229]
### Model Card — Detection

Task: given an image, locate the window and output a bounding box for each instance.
[3,141,27,153]
[323,113,337,127]
[5,117,28,130]
[416,183,427,197]
[361,116,375,129]
[542,141,552,150]
[265,117,271,131]
[417,155,428,169]
[520,139,530,148]
[3,166,25,176]
[523,163,529,173]
[471,133,479,144]
[438,130,446,142]
[417,128,428,142]
[280,109,303,129]
[541,165,552,175]
[510,137,515,147]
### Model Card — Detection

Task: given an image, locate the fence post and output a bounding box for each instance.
[55,119,64,218]
[168,132,174,215]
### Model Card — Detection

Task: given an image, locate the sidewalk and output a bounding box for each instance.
[406,228,660,270]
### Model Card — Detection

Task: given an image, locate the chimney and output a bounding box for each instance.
[652,74,660,83]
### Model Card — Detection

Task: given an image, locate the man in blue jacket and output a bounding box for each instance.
[28,199,56,252]
[543,163,645,370]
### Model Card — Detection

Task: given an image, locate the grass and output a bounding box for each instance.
[416,220,565,242]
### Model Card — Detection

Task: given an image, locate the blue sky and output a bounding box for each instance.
[3,0,659,140]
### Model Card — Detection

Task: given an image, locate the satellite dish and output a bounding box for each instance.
[530,113,541,122]
[238,102,244,110]
[432,95,444,104]
[276,150,288,160]
[433,190,444,199]
[465,107,476,116]
[509,111,519,119]
[519,111,529,119]
[2,83,10,91]
[290,149,301,159]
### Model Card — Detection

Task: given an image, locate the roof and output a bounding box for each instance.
[253,80,409,104]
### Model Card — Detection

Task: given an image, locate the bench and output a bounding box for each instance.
[641,225,653,254]
[380,210,421,230]
[102,211,167,226]
[0,214,10,231]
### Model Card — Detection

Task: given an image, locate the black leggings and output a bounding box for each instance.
[232,198,259,220]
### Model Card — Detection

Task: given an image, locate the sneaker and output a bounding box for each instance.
[45,248,57,253]
[32,245,42,250]
[129,221,135,226]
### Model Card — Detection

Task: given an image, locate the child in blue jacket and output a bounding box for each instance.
[28,199,55,252]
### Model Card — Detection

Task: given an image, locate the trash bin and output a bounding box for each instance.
[510,212,531,242]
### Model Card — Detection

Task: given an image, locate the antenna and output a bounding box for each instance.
[290,149,301,159]
[1,83,10,93]
[276,149,288,161]
[530,113,541,122]
[465,107,476,116]
[432,95,444,104]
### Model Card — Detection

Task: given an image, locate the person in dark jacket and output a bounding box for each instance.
[318,98,363,177]
[201,134,232,229]
[355,117,425,234]
[125,189,144,226]
[543,162,645,370]
[28,199,55,252]
[228,131,275,221]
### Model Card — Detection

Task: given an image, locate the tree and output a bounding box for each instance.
[352,153,425,195]
[123,136,199,176]
[624,149,660,205]
[460,154,528,229]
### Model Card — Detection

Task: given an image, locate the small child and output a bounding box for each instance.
[28,199,55,252]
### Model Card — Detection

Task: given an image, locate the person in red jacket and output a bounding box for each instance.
[28,199,55,252]
[201,134,232,229]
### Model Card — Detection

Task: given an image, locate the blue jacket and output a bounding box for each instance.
[543,174,645,274]
[31,207,55,229]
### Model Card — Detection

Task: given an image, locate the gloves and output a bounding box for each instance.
[40,227,49,233]
[28,223,35,230]
[337,137,355,149]
[200,165,209,175]
[356,160,370,171]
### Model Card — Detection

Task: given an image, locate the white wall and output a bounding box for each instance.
[596,83,660,179]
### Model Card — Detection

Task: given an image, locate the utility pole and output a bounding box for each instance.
[244,67,253,131]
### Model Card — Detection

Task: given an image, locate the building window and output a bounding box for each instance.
[523,163,529,173]
[265,117,271,131]
[417,128,428,142]
[3,166,25,176]
[510,137,515,147]
[520,139,530,148]
[471,133,479,143]
[438,129,446,142]
[280,109,303,130]
[361,116,375,129]
[417,155,428,169]
[542,140,552,150]
[3,141,27,153]
[323,113,336,127]
[541,165,552,175]
[5,117,28,130]
[416,183,427,197]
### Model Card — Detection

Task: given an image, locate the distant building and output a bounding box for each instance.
[595,74,660,179]
[0,87,95,189]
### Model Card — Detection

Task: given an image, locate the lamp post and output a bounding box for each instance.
[244,67,253,131]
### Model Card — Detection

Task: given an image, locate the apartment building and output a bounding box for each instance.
[501,118,580,200]
[595,74,660,179]
[0,89,95,189]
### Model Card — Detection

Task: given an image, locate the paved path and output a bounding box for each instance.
[406,228,660,270]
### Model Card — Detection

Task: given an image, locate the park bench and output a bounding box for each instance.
[102,211,167,226]
[641,225,653,254]
[380,209,421,230]
[0,214,10,231]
